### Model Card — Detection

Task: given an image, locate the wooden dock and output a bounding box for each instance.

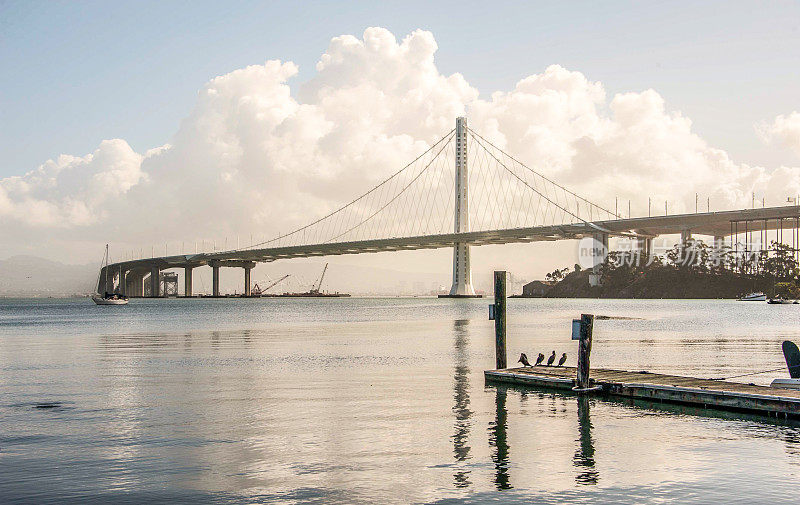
[485,366,800,418]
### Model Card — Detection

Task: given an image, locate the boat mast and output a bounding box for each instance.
[104,244,109,294]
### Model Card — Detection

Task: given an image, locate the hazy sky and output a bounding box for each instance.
[1,0,800,288]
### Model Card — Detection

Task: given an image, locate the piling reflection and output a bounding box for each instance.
[573,396,599,485]
[451,319,472,488]
[489,386,512,490]
[782,428,800,459]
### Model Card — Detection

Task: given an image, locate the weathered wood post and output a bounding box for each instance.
[575,313,594,390]
[494,270,507,369]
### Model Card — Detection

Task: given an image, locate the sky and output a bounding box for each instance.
[1,0,800,292]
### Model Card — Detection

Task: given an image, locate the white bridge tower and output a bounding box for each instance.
[444,117,479,297]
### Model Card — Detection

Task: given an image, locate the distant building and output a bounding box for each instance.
[521,280,553,297]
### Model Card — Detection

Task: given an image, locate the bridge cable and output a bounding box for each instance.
[322,130,456,244]
[237,128,456,252]
[468,128,617,219]
[467,130,590,226]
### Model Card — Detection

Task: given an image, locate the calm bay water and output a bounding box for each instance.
[2,297,800,504]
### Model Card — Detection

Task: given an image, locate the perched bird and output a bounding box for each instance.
[518,352,532,367]
[558,353,567,367]
[546,351,556,366]
[535,353,545,366]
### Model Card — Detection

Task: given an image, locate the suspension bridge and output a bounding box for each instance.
[98,117,800,297]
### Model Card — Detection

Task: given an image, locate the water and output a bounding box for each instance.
[2,297,800,504]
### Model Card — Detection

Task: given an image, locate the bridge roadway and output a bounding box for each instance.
[102,205,800,297]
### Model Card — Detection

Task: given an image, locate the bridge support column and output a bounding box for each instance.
[713,235,724,253]
[679,229,694,265]
[211,261,220,297]
[184,267,193,297]
[125,271,141,297]
[105,268,115,295]
[149,266,160,297]
[681,229,693,245]
[135,272,145,297]
[243,264,254,297]
[589,232,608,287]
[635,236,653,265]
[119,269,127,296]
[713,235,725,266]
[125,272,136,297]
[97,267,105,294]
[442,116,479,298]
[636,237,647,263]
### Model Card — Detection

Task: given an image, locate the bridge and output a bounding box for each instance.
[99,117,800,297]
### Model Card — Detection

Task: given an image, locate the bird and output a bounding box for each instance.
[558,353,567,366]
[535,353,545,366]
[546,351,556,366]
[518,353,532,367]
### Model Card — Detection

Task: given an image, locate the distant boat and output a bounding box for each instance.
[767,297,796,305]
[92,244,128,306]
[738,292,766,301]
[92,293,129,305]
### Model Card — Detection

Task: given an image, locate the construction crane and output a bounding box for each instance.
[252,274,290,296]
[310,263,328,294]
[264,274,290,292]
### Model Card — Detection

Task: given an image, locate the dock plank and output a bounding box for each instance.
[486,366,800,417]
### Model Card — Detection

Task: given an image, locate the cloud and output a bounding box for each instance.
[758,111,800,157]
[1,26,799,262]
[0,139,144,227]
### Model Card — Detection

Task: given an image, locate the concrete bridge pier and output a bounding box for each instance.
[211,261,220,297]
[105,268,115,295]
[126,271,142,297]
[244,264,253,297]
[184,267,193,297]
[96,267,105,294]
[149,266,160,297]
[589,232,609,287]
[713,235,725,255]
[635,236,654,264]
[118,269,126,296]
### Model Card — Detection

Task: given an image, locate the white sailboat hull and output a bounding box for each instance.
[92,294,128,305]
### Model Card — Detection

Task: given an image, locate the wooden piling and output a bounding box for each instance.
[494,270,507,370]
[576,313,594,390]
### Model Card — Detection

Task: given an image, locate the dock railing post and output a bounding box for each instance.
[494,270,507,369]
[576,314,594,390]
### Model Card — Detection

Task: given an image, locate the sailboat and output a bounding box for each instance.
[738,292,767,301]
[92,244,128,305]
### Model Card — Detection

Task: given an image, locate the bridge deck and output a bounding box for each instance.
[485,366,800,417]
[108,205,800,273]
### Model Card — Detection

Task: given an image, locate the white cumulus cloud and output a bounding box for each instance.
[1,26,799,263]
[758,111,800,157]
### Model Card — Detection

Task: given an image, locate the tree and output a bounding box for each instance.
[545,267,570,283]
[774,282,800,299]
[666,239,710,274]
[763,241,799,282]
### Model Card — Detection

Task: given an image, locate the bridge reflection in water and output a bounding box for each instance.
[451,319,473,489]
